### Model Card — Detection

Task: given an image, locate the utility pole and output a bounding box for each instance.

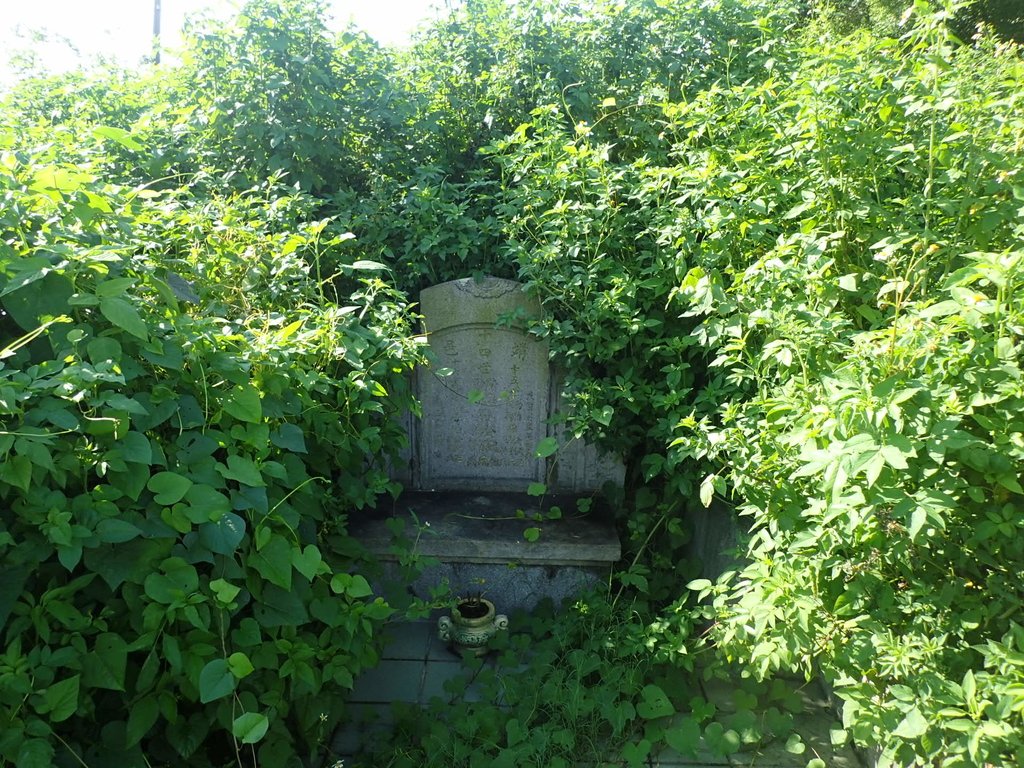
[153,0,162,64]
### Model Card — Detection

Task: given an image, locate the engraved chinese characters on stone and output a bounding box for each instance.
[416,278,548,490]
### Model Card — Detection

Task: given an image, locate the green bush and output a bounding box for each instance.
[0,121,425,766]
[3,0,1024,765]
[490,2,1024,764]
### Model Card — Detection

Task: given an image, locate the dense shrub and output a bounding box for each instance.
[489,2,1024,764]
[3,0,1024,765]
[0,115,425,766]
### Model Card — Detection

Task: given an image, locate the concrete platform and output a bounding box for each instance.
[351,491,622,612]
[354,491,621,565]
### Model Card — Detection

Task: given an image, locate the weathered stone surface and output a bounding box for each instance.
[355,491,620,566]
[416,278,549,491]
[399,276,624,492]
[368,277,625,611]
[685,501,744,581]
[386,561,606,615]
[351,491,620,612]
[547,422,627,492]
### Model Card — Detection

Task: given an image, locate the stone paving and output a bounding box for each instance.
[332,620,867,768]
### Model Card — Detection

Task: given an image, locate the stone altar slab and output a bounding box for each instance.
[351,491,621,612]
[358,491,620,566]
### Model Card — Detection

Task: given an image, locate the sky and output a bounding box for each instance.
[0,0,443,83]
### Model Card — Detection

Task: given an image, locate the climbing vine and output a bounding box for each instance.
[2,0,1023,766]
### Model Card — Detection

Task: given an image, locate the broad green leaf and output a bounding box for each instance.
[270,423,307,453]
[232,712,269,744]
[126,695,160,746]
[143,558,198,604]
[16,739,54,768]
[0,455,32,493]
[1,272,73,331]
[251,534,293,590]
[93,125,144,150]
[198,513,246,556]
[699,474,716,508]
[506,718,526,746]
[893,707,928,739]
[535,437,558,458]
[526,482,546,496]
[637,684,675,719]
[996,473,1024,494]
[664,716,701,755]
[349,260,387,270]
[703,722,741,756]
[909,506,928,540]
[879,444,909,470]
[86,538,170,591]
[147,471,193,505]
[218,455,265,487]
[96,518,142,544]
[523,527,541,542]
[82,633,127,691]
[0,256,51,297]
[40,675,80,722]
[183,484,231,523]
[99,297,148,340]
[96,277,136,298]
[119,431,153,464]
[864,452,885,487]
[198,659,235,703]
[330,573,373,598]
[224,384,262,423]
[292,544,323,581]
[210,578,241,604]
[347,574,373,597]
[962,670,976,704]
[228,652,254,679]
[621,739,650,766]
[918,299,960,318]
[253,584,308,627]
[0,565,29,635]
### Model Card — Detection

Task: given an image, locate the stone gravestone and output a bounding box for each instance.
[356,276,624,612]
[394,276,624,493]
[415,277,549,491]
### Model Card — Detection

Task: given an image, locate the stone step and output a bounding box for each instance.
[351,491,621,612]
[355,490,620,565]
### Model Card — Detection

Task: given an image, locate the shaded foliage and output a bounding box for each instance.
[2,0,1024,766]
[0,76,425,767]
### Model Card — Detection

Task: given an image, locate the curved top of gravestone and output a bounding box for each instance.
[420,277,540,333]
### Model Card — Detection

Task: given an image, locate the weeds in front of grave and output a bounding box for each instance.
[350,593,844,768]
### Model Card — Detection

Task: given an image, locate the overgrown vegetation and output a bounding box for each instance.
[360,594,844,768]
[1,0,1023,766]
[0,52,426,764]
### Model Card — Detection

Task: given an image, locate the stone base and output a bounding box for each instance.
[351,491,621,612]
[376,560,608,614]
